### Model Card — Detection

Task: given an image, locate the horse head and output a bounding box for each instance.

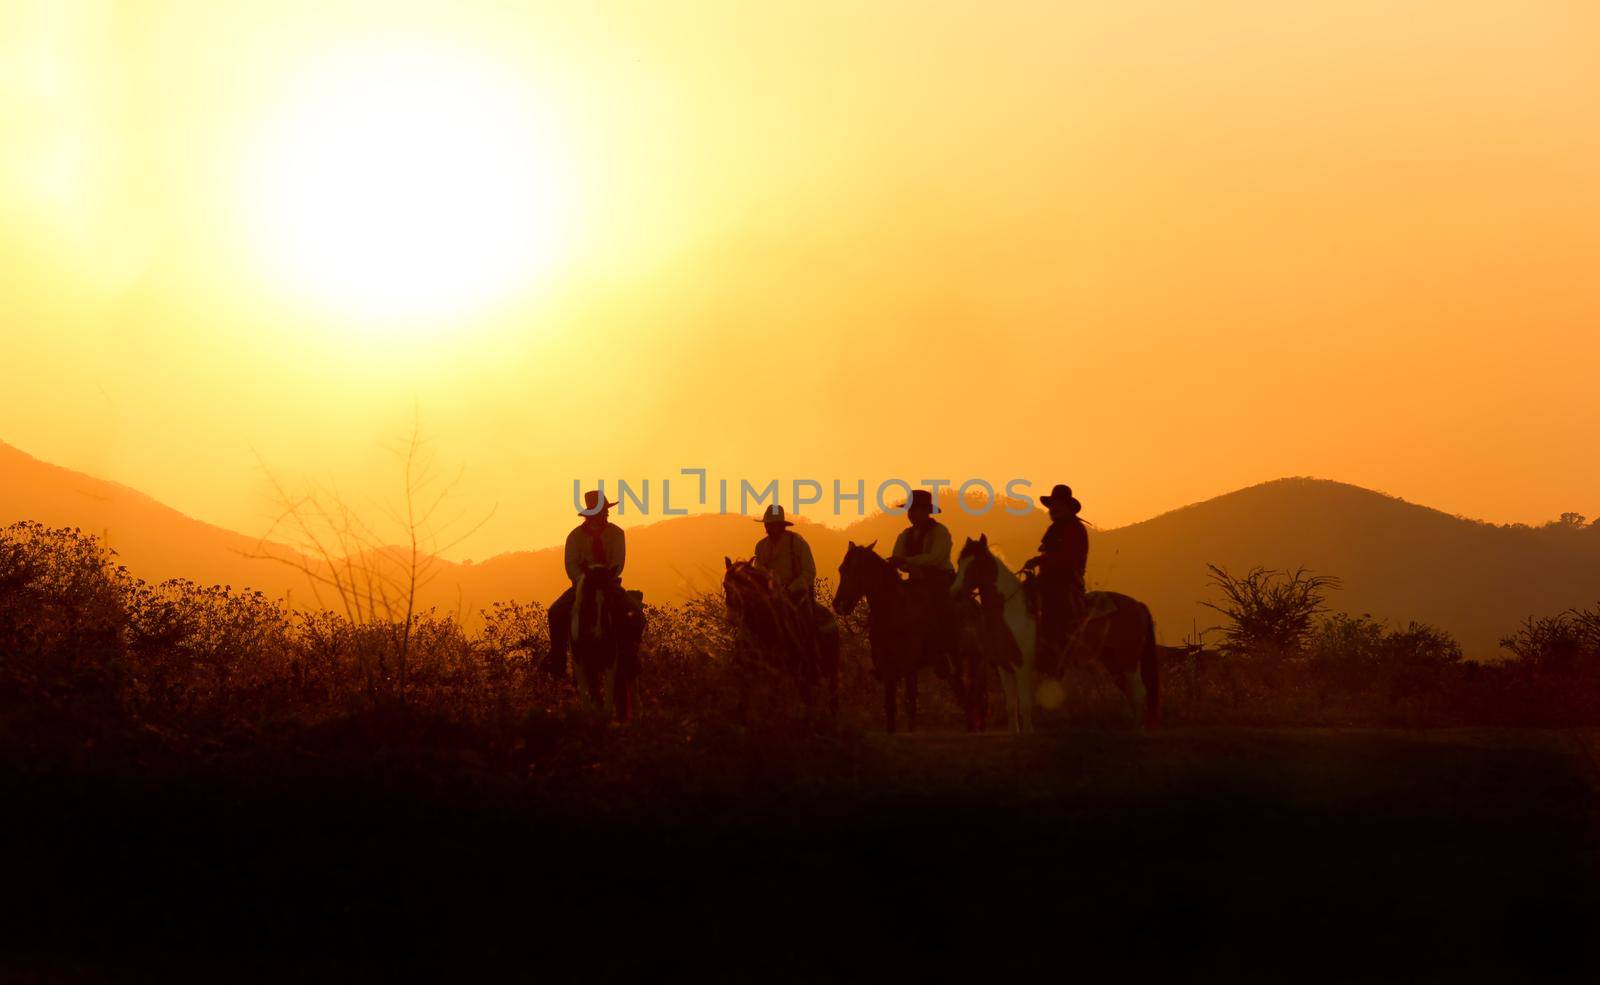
[952,534,999,599]
[573,563,624,644]
[722,557,772,618]
[832,539,881,615]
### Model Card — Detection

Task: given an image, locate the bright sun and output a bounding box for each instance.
[244,44,574,327]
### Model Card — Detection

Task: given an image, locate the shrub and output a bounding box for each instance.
[1500,606,1600,675]
[1202,564,1341,660]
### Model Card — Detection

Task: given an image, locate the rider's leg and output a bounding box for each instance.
[1034,576,1058,678]
[545,588,574,679]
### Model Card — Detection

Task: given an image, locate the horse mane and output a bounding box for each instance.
[842,541,890,566]
[724,558,777,593]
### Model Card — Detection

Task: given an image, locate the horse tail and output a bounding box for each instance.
[1140,607,1161,730]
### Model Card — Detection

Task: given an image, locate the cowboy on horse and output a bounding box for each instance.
[723,504,839,720]
[752,504,817,604]
[887,488,958,679]
[752,502,840,651]
[1022,483,1089,675]
[545,489,628,678]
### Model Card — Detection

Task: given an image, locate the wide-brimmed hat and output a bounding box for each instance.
[1040,483,1081,514]
[756,504,794,527]
[578,490,617,515]
[895,489,936,513]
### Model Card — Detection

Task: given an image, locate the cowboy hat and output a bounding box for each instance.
[894,489,936,513]
[1040,483,1081,514]
[755,504,794,527]
[578,490,617,515]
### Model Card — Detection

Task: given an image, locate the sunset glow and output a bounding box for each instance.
[241,43,576,328]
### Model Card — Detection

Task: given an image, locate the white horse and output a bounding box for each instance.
[954,535,1162,733]
[950,535,1036,732]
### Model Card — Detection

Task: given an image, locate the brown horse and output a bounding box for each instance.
[722,558,840,722]
[953,535,1161,731]
[833,541,984,732]
[570,564,645,722]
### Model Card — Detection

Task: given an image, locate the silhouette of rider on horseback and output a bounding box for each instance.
[752,504,816,604]
[1023,483,1089,673]
[887,488,957,678]
[754,503,840,644]
[545,490,627,678]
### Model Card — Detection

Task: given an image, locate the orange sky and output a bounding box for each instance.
[3,1,1598,557]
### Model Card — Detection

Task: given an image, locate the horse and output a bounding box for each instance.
[833,540,983,733]
[949,535,1036,732]
[953,535,1162,731]
[722,559,840,723]
[570,563,645,722]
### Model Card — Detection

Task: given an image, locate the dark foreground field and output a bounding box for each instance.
[4,726,1599,983]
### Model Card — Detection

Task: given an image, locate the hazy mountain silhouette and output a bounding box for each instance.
[5,439,1597,655]
[0,439,318,593]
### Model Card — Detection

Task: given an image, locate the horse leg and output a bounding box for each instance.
[1108,660,1144,731]
[972,667,990,732]
[884,674,898,734]
[997,666,1019,732]
[1024,655,1036,732]
[906,669,919,733]
[615,667,634,724]
[601,665,617,720]
[953,639,979,732]
[1016,663,1035,733]
[1126,667,1147,732]
[828,652,839,725]
[1141,623,1161,731]
[968,645,989,732]
[579,661,598,706]
[736,646,755,722]
[799,677,817,729]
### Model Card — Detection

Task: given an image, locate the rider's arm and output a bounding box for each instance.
[563,529,583,585]
[610,525,626,575]
[1068,522,1088,567]
[791,536,816,594]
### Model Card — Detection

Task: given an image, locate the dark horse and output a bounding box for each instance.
[953,535,1161,731]
[722,559,839,722]
[833,541,985,733]
[570,564,645,722]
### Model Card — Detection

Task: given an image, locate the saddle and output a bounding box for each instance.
[1080,590,1117,621]
[1021,569,1113,624]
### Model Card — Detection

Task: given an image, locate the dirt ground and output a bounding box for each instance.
[4,727,1598,982]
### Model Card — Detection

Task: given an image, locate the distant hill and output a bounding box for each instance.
[1088,478,1600,658]
[5,439,1598,655]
